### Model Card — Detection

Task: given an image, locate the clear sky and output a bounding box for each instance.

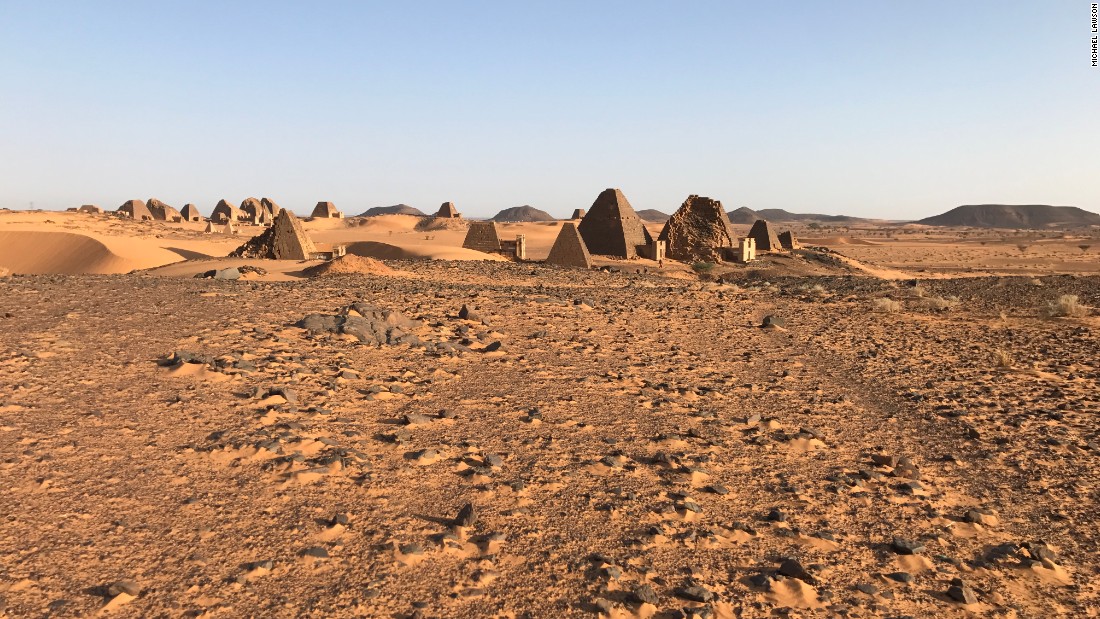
[1,1,1097,219]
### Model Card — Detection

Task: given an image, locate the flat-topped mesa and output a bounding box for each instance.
[435,202,461,218]
[545,222,592,268]
[748,219,782,252]
[211,199,246,223]
[229,209,317,260]
[462,221,502,253]
[778,230,800,250]
[117,199,153,221]
[577,188,653,259]
[658,195,735,262]
[311,201,344,218]
[147,198,183,222]
[180,204,202,222]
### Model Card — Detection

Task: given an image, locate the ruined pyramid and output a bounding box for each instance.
[230,209,317,260]
[577,188,652,259]
[545,223,592,268]
[778,230,800,250]
[658,195,735,262]
[748,219,782,251]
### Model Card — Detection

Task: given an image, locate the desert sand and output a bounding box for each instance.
[0,209,1098,617]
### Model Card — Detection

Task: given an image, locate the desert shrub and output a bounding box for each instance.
[912,285,927,298]
[1039,294,1088,318]
[872,298,901,313]
[691,262,715,274]
[916,295,959,311]
[809,284,826,295]
[992,349,1013,369]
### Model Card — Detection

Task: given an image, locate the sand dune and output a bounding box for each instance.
[0,231,144,274]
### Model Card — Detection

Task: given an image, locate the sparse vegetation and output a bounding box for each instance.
[872,298,901,313]
[992,349,1014,369]
[1039,294,1088,318]
[916,295,960,311]
[691,262,715,274]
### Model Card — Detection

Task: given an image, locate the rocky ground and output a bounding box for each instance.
[0,263,1097,618]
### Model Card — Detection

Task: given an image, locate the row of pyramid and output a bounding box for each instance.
[536,188,798,268]
[112,198,344,223]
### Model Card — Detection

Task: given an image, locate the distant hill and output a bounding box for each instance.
[491,206,554,222]
[357,204,427,217]
[918,204,1100,228]
[636,209,670,222]
[727,207,758,224]
[727,207,864,224]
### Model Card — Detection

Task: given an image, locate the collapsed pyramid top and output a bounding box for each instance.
[577,188,652,259]
[211,199,245,223]
[230,209,317,260]
[147,198,182,222]
[117,199,153,221]
[658,195,735,262]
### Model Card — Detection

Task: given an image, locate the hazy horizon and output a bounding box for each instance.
[2,2,1097,219]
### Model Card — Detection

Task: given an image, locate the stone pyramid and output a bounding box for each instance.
[211,199,244,223]
[311,201,343,218]
[577,188,650,258]
[462,221,501,253]
[261,197,282,217]
[204,221,216,233]
[240,197,266,221]
[545,223,592,268]
[658,195,735,262]
[435,202,461,218]
[571,209,586,220]
[748,219,782,251]
[224,220,237,234]
[117,199,153,221]
[230,209,317,260]
[181,203,202,222]
[147,198,183,222]
[778,230,800,250]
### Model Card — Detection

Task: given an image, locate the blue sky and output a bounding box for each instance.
[1,1,1096,219]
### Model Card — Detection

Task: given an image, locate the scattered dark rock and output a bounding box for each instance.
[454,503,477,527]
[674,585,714,603]
[631,584,659,605]
[777,559,815,584]
[947,584,978,604]
[761,315,785,328]
[892,538,925,555]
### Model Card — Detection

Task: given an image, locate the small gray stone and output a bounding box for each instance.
[631,584,659,605]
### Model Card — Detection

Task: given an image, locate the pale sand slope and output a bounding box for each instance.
[0,211,240,274]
